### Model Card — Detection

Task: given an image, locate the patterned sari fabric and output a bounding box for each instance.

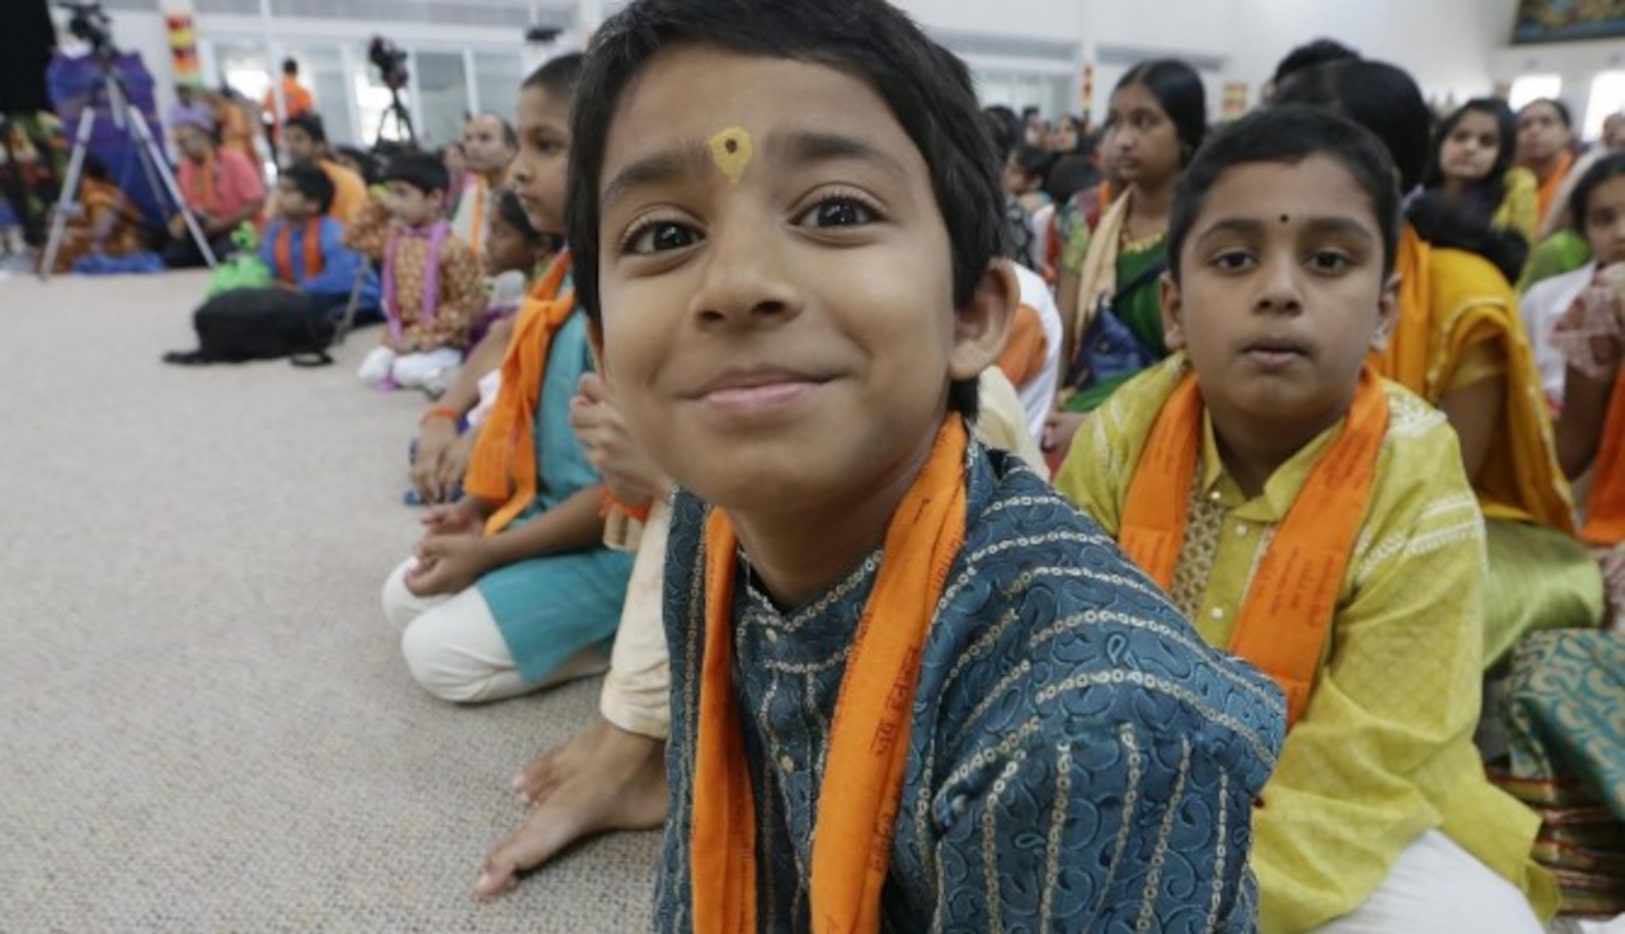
[1492,630,1625,917]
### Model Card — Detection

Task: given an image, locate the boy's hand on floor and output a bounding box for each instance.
[405,531,490,596]
[412,420,460,503]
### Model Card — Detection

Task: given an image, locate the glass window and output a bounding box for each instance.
[1509,74,1563,113]
[472,52,523,128]
[1585,72,1625,142]
[415,51,471,149]
[289,46,355,148]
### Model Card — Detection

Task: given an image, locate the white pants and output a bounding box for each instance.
[598,499,672,739]
[358,346,462,389]
[1314,831,1544,934]
[381,558,608,703]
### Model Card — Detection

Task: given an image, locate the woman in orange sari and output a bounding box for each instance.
[1516,98,1577,234]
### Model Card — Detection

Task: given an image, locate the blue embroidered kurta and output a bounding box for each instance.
[655,440,1286,932]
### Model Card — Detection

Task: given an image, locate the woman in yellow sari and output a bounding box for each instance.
[1277,61,1603,666]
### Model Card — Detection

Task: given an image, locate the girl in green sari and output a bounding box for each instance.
[1046,59,1207,459]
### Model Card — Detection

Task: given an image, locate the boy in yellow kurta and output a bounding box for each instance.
[1057,106,1556,933]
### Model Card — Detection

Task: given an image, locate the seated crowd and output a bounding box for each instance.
[29,3,1625,930]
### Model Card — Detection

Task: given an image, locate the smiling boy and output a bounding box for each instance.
[1057,106,1555,933]
[566,1,1283,930]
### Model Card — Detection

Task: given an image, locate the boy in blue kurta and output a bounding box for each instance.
[259,162,377,315]
[562,1,1286,929]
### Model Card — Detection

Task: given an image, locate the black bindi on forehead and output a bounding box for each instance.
[1279,214,1291,224]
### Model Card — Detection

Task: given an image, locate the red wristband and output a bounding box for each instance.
[420,406,460,427]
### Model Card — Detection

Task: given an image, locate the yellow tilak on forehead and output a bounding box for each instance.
[707,127,755,185]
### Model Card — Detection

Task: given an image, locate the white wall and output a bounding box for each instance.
[89,0,1586,131]
[1492,37,1625,139]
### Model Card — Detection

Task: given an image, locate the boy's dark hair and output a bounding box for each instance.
[380,150,450,196]
[285,111,328,146]
[282,57,298,76]
[495,188,545,243]
[1271,38,1360,85]
[280,161,336,214]
[1272,59,1432,193]
[983,105,1023,162]
[334,144,378,185]
[1423,98,1518,215]
[1520,97,1573,130]
[566,0,1007,421]
[1406,190,1528,283]
[1009,144,1055,183]
[1114,59,1208,166]
[1569,151,1625,232]
[523,52,585,100]
[1167,105,1401,282]
[1044,153,1101,204]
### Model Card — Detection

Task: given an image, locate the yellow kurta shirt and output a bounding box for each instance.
[1055,356,1556,934]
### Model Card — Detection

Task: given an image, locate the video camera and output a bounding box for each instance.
[57,0,117,57]
[368,36,410,91]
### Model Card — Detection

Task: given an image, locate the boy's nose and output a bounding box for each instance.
[1254,258,1303,314]
[688,218,802,328]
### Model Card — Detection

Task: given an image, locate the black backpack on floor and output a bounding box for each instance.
[171,287,336,366]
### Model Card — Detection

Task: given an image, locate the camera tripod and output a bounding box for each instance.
[375,87,416,148]
[39,56,214,281]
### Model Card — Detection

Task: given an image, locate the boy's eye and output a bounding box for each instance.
[625,221,701,255]
[1307,250,1353,273]
[1210,249,1255,272]
[796,196,878,229]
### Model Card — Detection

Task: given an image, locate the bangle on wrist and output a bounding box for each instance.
[420,405,460,427]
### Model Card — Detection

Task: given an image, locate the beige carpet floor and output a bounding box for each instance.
[0,271,660,932]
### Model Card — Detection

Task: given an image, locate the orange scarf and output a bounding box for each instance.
[463,252,573,534]
[692,416,970,934]
[1582,372,1625,546]
[1119,368,1389,727]
[1535,150,1575,225]
[1376,223,1433,395]
[272,219,324,285]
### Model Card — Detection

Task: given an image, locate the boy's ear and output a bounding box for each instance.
[1160,271,1188,352]
[948,259,1017,381]
[1371,269,1401,351]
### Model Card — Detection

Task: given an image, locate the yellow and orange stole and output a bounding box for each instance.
[463,251,574,535]
[1581,373,1625,547]
[271,219,324,285]
[1383,224,1576,533]
[692,417,970,934]
[1119,369,1389,727]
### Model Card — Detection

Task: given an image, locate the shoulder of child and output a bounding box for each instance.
[925,447,1284,790]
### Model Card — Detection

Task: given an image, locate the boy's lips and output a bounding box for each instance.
[688,365,835,415]
[1241,336,1311,368]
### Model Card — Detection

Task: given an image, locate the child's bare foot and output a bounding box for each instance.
[475,717,668,900]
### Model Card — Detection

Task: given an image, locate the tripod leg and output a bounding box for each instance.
[125,108,216,268]
[38,108,97,281]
